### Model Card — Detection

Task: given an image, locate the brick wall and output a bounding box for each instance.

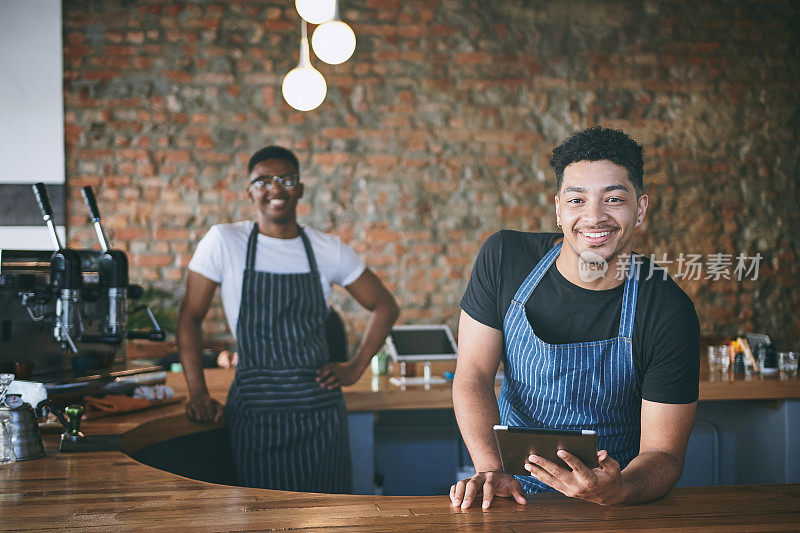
[63,0,800,348]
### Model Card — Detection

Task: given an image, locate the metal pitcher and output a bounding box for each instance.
[0,404,46,461]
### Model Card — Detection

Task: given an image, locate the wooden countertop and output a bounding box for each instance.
[167,364,800,414]
[3,434,799,530]
[1,367,799,530]
[68,365,799,456]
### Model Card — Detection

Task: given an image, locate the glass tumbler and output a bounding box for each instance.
[778,352,798,377]
[707,346,723,372]
[708,345,730,373]
[0,414,16,466]
[0,373,14,403]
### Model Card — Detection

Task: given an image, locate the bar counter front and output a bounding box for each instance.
[2,368,800,531]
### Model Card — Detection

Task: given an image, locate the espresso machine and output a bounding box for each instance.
[0,183,165,399]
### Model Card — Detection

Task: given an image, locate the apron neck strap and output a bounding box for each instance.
[618,254,640,338]
[511,241,562,304]
[245,224,319,274]
[245,224,259,271]
[297,226,319,274]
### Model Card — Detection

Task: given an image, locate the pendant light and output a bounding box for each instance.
[295,0,336,25]
[282,20,327,111]
[311,0,356,65]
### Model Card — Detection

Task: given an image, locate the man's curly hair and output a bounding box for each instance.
[550,127,644,196]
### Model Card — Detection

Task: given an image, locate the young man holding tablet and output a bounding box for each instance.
[451,127,700,508]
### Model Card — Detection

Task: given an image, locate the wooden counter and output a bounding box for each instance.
[1,368,799,530]
[2,424,799,530]
[173,365,800,413]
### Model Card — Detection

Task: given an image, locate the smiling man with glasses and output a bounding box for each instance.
[178,145,399,493]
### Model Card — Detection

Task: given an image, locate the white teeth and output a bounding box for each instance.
[269,199,286,206]
[584,231,611,238]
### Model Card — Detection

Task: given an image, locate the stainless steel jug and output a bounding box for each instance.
[0,405,46,461]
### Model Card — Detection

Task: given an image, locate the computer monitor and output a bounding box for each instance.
[385,324,458,362]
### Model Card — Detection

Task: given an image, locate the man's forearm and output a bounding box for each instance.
[453,374,503,472]
[177,315,210,399]
[350,299,399,371]
[620,450,684,504]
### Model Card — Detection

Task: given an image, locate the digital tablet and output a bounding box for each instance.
[493,425,598,476]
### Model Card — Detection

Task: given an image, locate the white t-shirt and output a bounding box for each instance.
[188,221,366,338]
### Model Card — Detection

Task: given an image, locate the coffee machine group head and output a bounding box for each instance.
[82,186,129,340]
[32,183,82,351]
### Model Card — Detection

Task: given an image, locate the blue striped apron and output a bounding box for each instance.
[498,242,642,493]
[226,224,352,493]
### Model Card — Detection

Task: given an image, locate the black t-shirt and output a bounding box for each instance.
[460,230,700,404]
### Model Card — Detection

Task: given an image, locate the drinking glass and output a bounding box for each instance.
[778,352,798,377]
[0,373,14,404]
[707,346,722,372]
[0,415,15,466]
[708,346,730,373]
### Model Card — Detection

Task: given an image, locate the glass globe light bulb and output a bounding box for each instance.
[295,0,336,25]
[312,20,356,65]
[282,66,327,111]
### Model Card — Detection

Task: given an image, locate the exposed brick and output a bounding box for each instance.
[61,0,800,347]
[366,155,399,167]
[322,128,359,139]
[133,254,174,267]
[454,52,491,64]
[313,152,350,165]
[154,228,191,241]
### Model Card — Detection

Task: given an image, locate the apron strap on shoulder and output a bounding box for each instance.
[245,223,260,271]
[298,226,320,274]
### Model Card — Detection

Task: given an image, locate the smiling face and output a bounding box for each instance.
[247,157,304,226]
[555,159,648,283]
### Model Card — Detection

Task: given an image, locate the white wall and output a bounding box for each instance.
[0,0,64,249]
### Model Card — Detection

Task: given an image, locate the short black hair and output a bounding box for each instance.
[550,127,644,196]
[247,146,299,175]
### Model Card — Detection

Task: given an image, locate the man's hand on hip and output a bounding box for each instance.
[524,449,629,506]
[449,470,527,509]
[316,361,363,389]
[186,393,225,423]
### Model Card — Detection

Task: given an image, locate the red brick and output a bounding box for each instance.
[140,4,162,15]
[455,52,490,64]
[402,158,428,168]
[262,87,275,108]
[75,149,113,159]
[367,155,399,167]
[165,71,194,83]
[114,227,148,241]
[314,153,350,165]
[153,228,191,241]
[263,20,295,31]
[196,136,214,149]
[136,254,177,271]
[184,18,219,30]
[322,128,359,139]
[103,45,137,56]
[135,57,154,69]
[156,150,191,163]
[83,70,121,81]
[365,229,400,243]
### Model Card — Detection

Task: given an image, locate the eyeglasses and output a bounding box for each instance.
[249,174,299,190]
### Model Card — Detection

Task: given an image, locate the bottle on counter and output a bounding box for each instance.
[758,344,779,375]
